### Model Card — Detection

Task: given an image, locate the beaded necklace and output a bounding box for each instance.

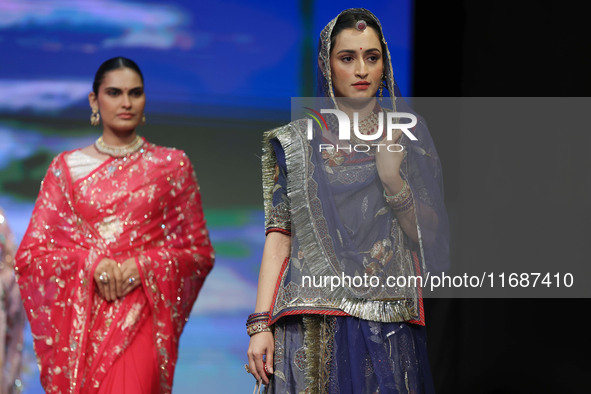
[326,108,382,145]
[94,135,144,157]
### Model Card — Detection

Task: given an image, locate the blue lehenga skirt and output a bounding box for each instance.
[266,315,435,394]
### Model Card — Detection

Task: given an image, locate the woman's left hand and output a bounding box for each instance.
[117,257,142,297]
[375,129,405,192]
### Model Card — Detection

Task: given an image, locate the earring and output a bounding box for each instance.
[378,81,385,99]
[90,109,100,126]
[141,113,146,125]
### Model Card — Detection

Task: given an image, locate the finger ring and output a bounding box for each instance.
[128,277,136,285]
[244,364,250,373]
[99,272,109,284]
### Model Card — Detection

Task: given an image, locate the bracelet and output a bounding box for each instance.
[391,195,414,213]
[383,180,410,204]
[246,312,272,336]
[247,312,269,320]
[246,317,268,325]
[384,181,414,213]
[247,321,272,336]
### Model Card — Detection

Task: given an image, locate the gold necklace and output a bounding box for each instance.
[94,135,144,157]
[326,111,381,145]
[349,111,381,145]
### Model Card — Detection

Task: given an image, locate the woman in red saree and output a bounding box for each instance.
[15,57,214,393]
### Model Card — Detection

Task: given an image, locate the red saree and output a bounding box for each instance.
[15,142,214,393]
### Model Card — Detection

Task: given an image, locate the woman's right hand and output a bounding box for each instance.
[93,257,123,302]
[247,331,274,384]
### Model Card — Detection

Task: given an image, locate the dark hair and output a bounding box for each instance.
[330,11,386,57]
[92,57,144,95]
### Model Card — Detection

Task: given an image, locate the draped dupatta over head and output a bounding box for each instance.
[263,9,449,324]
[15,142,214,393]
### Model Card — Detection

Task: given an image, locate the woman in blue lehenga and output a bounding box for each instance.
[247,8,449,393]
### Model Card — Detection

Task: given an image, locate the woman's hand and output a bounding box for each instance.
[93,257,122,302]
[247,331,274,384]
[375,129,405,193]
[93,257,142,301]
[118,257,142,297]
[246,232,288,384]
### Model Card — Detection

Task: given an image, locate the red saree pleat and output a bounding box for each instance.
[97,312,159,394]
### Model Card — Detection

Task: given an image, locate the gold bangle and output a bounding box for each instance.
[384,180,410,204]
[247,321,272,336]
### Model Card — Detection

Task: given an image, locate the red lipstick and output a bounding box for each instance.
[352,81,370,90]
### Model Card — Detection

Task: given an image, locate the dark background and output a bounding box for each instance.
[414,1,590,392]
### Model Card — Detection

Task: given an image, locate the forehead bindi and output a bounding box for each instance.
[101,68,143,90]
